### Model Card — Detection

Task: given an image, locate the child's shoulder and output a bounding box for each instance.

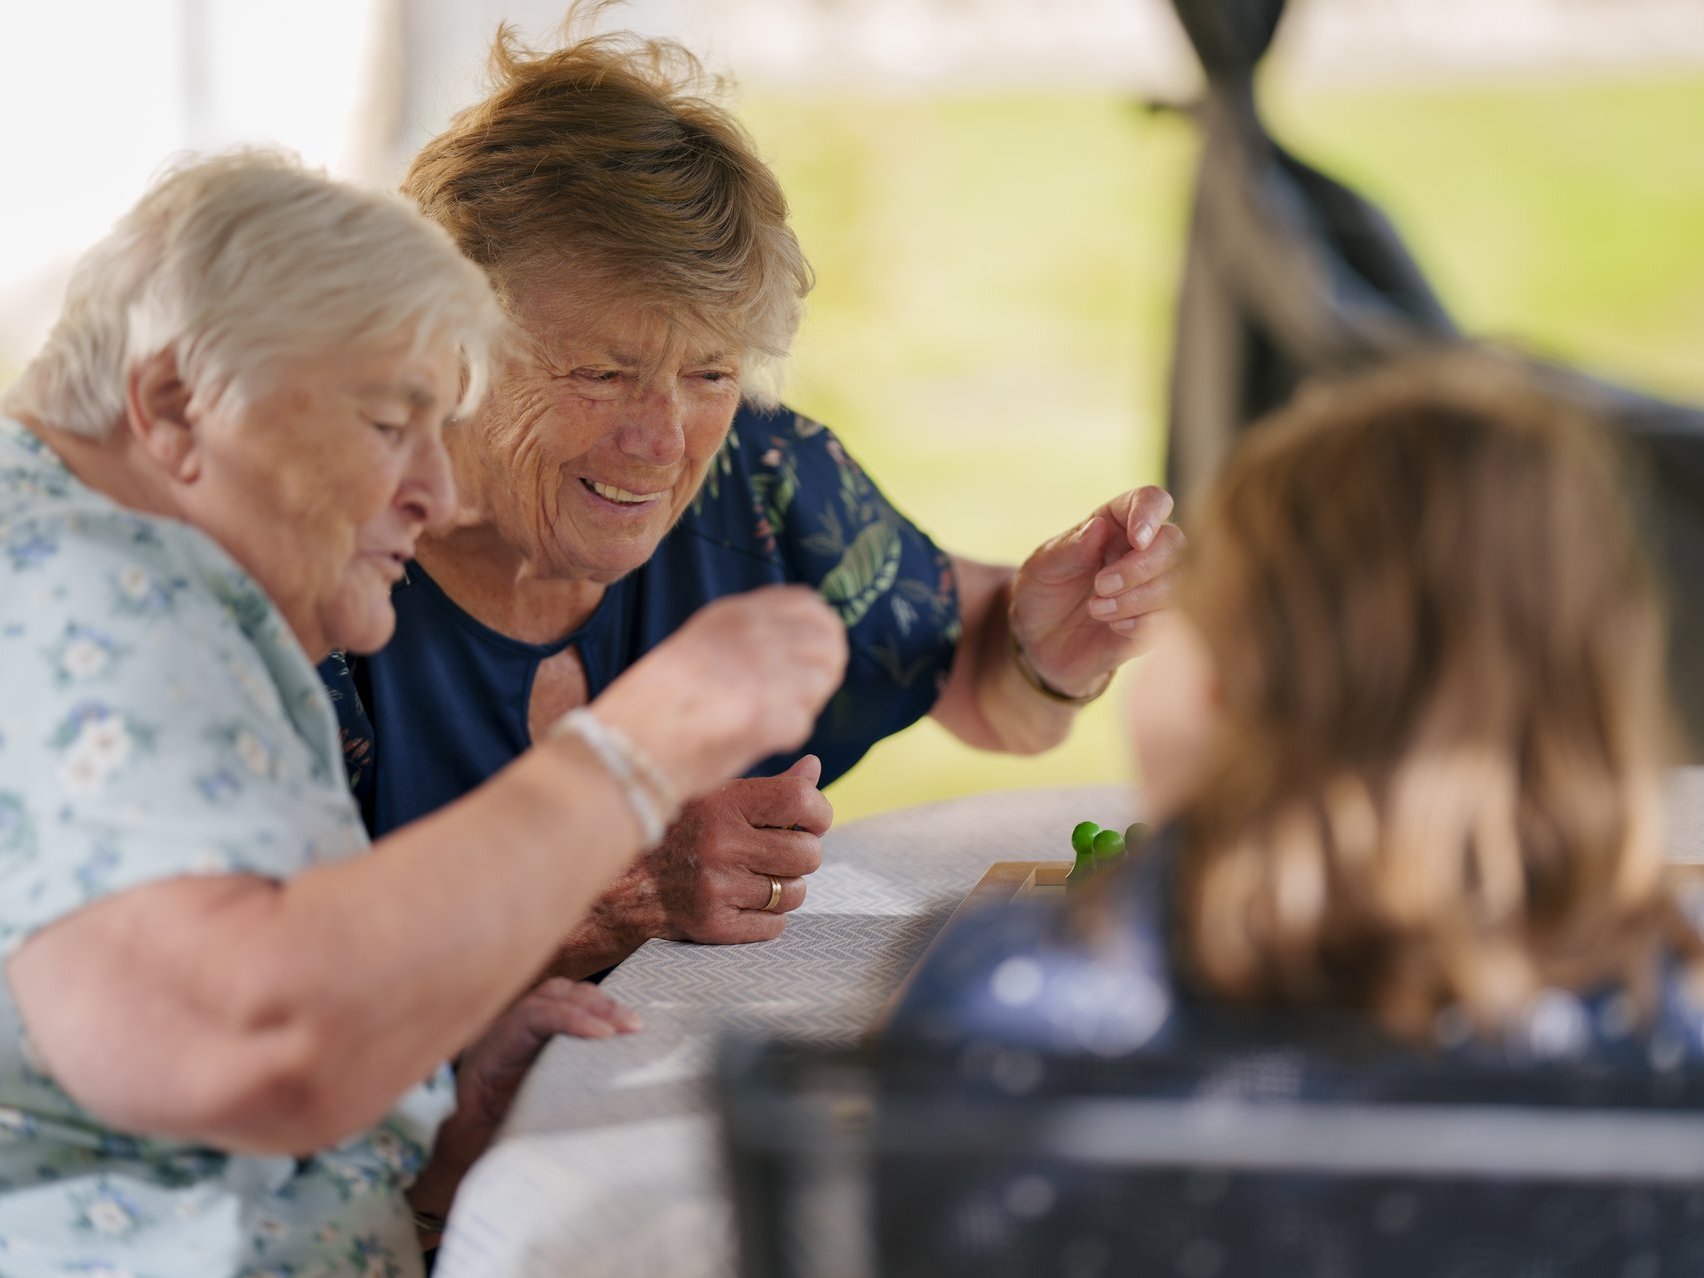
[888,873,1177,1058]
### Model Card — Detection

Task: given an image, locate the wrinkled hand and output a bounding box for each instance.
[596,587,847,800]
[451,980,640,1133]
[409,980,640,1223]
[1009,485,1184,696]
[644,755,830,945]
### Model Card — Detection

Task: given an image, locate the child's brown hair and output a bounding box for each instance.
[1154,352,1695,1039]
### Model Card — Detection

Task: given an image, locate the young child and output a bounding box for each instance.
[892,353,1704,1065]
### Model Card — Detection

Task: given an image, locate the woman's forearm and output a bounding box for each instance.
[10,734,643,1153]
[930,559,1079,755]
[247,735,646,1144]
[11,586,848,1153]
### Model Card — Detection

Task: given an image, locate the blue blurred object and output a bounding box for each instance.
[719,1031,1704,1278]
[724,825,1704,1274]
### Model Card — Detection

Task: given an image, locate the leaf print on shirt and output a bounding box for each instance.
[194,767,245,805]
[205,724,281,781]
[253,1213,292,1252]
[7,426,48,456]
[44,624,127,686]
[834,443,864,513]
[751,440,800,541]
[819,520,902,627]
[0,464,72,502]
[895,573,958,648]
[0,1105,39,1139]
[68,1180,149,1240]
[0,794,36,860]
[73,844,123,897]
[321,1158,376,1204]
[691,426,746,514]
[693,419,742,511]
[891,593,917,637]
[206,569,280,641]
[2,522,58,570]
[95,1131,144,1162]
[366,1122,426,1178]
[799,502,847,560]
[865,632,957,691]
[223,652,281,715]
[338,726,373,793]
[347,1234,404,1278]
[109,564,184,617]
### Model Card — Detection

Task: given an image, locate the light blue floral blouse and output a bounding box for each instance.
[0,417,450,1277]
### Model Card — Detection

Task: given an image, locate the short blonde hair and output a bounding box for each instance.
[1146,352,1694,1039]
[402,8,812,404]
[4,151,501,439]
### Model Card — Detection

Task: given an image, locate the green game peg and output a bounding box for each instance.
[1070,821,1101,857]
[1067,821,1102,889]
[1092,827,1126,866]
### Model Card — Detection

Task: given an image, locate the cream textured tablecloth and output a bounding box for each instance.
[434,771,1704,1276]
[433,784,1136,1277]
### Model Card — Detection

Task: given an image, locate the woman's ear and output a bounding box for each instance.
[124,350,201,483]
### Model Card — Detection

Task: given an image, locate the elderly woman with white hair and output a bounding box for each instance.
[0,153,844,1275]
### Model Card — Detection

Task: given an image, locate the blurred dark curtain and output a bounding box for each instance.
[1163,0,1704,753]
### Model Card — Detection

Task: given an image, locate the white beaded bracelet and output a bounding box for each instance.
[548,708,677,847]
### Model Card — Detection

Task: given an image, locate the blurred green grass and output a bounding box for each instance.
[740,74,1704,825]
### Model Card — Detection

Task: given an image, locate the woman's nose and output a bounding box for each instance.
[398,430,458,529]
[615,384,687,467]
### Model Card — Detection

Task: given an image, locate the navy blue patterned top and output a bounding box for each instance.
[320,403,960,836]
[890,828,1704,1073]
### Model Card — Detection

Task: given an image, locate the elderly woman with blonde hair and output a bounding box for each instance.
[0,152,843,1275]
[325,15,1186,980]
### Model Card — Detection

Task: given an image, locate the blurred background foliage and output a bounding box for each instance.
[4,4,1702,826]
[739,73,1704,821]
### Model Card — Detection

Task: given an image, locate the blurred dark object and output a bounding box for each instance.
[1164,0,1704,753]
[720,1032,1704,1278]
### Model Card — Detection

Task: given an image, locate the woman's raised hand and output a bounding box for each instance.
[1009,485,1185,697]
[593,586,848,801]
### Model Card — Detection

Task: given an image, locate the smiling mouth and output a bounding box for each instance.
[581,479,662,506]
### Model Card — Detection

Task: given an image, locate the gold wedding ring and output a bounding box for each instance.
[762,875,785,913]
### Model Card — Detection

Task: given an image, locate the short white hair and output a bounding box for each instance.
[3,150,502,439]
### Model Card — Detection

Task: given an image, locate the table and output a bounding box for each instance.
[433,773,1704,1277]
[432,784,1137,1277]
